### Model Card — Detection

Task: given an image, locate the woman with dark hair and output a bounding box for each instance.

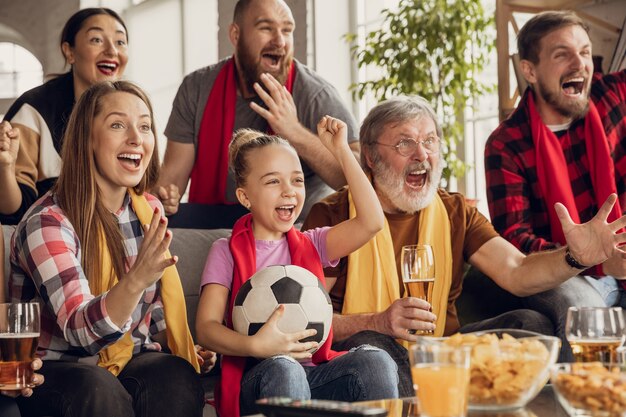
[0,8,129,224]
[10,81,204,417]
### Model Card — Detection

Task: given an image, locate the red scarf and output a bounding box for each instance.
[189,58,297,204]
[216,214,344,417]
[529,91,622,275]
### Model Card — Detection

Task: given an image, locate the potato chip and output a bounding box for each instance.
[443,332,551,405]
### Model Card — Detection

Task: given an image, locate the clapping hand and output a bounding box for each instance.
[557,194,626,268]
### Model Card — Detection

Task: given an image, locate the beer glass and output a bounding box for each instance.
[565,306,625,363]
[409,338,471,417]
[401,244,435,335]
[0,303,40,390]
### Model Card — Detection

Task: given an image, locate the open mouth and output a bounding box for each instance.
[117,153,142,169]
[97,61,119,76]
[561,77,585,96]
[261,53,283,70]
[275,205,295,221]
[406,169,428,189]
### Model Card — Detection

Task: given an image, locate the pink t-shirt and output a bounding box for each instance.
[200,227,338,290]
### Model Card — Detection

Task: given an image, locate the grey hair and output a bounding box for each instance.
[359,96,442,174]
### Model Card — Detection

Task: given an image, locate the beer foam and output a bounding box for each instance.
[0,333,40,338]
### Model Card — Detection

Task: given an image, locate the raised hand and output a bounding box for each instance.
[250,73,300,139]
[126,206,177,289]
[251,305,319,359]
[157,184,181,215]
[374,297,437,342]
[0,121,19,168]
[316,116,348,155]
[556,194,626,268]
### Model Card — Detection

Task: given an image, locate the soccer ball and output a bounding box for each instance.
[232,265,333,353]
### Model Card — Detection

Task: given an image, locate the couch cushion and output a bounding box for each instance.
[169,228,231,339]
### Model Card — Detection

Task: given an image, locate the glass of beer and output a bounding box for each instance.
[409,338,471,417]
[401,244,435,335]
[0,303,40,390]
[565,306,625,363]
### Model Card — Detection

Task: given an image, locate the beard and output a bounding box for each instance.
[536,72,590,121]
[236,35,292,95]
[371,156,443,214]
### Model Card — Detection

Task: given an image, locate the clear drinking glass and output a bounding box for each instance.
[409,338,471,417]
[401,244,435,335]
[0,303,40,390]
[565,306,625,363]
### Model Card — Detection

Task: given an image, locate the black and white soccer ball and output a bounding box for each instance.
[232,265,333,353]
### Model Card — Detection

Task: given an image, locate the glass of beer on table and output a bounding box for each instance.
[565,306,625,363]
[410,338,471,417]
[0,303,40,390]
[401,244,435,335]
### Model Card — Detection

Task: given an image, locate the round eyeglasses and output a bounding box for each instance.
[375,137,440,156]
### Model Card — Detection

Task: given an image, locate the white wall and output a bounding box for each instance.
[311,0,355,118]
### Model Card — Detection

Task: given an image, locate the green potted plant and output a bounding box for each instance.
[346,0,494,185]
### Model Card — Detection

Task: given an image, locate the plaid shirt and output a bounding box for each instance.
[10,192,165,361]
[485,70,626,254]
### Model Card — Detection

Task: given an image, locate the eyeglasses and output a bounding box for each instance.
[375,136,440,156]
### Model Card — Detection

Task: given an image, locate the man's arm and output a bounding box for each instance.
[249,73,354,190]
[154,141,195,215]
[484,131,555,253]
[471,195,626,296]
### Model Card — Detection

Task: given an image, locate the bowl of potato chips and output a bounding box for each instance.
[551,362,626,417]
[442,329,560,411]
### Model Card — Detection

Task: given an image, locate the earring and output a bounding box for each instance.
[245,202,251,209]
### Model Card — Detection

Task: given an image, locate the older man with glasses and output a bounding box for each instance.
[303,95,626,397]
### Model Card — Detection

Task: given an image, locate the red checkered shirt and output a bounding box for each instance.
[485,70,626,255]
[10,192,166,361]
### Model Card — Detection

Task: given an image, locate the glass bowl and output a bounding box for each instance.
[441,329,560,411]
[551,362,626,417]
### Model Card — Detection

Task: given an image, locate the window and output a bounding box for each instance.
[0,42,43,99]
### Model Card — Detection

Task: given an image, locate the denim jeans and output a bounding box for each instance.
[16,352,204,417]
[239,345,399,416]
[522,275,626,362]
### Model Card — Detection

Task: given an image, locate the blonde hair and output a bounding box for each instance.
[54,81,159,292]
[228,128,293,187]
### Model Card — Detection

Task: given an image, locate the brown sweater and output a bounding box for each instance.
[302,187,499,335]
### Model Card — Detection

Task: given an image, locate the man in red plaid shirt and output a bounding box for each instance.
[485,11,626,361]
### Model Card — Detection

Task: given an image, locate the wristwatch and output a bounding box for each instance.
[565,247,590,270]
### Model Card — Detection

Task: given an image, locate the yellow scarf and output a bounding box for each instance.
[343,190,452,337]
[94,190,199,375]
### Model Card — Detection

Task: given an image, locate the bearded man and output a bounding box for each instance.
[303,95,626,397]
[485,11,626,362]
[156,0,358,220]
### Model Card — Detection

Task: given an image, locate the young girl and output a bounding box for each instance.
[196,117,399,416]
[10,81,204,417]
